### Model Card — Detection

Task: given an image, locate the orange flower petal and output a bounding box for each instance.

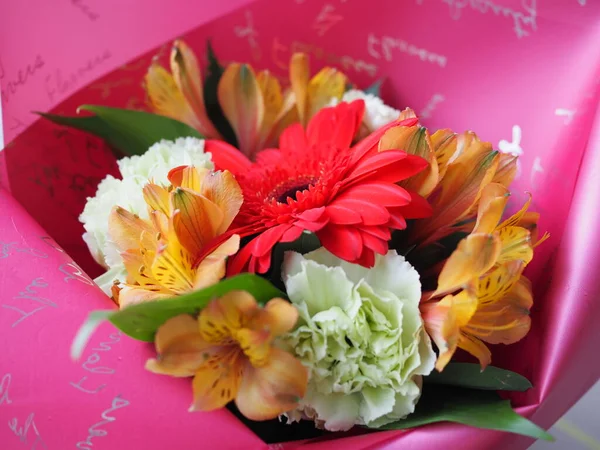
[306,67,346,120]
[473,183,510,234]
[190,346,244,412]
[235,348,308,421]
[118,286,171,308]
[257,70,284,149]
[434,233,502,296]
[498,194,532,229]
[199,291,259,344]
[422,289,477,371]
[251,298,299,337]
[476,260,525,304]
[145,62,199,130]
[167,165,208,192]
[430,129,457,180]
[379,125,439,197]
[193,234,240,290]
[217,63,264,158]
[236,327,272,367]
[199,170,243,234]
[145,315,209,377]
[143,183,171,216]
[465,276,532,345]
[150,217,196,294]
[398,107,418,121]
[421,297,459,372]
[108,206,155,253]
[413,139,499,246]
[492,153,518,188]
[458,333,492,369]
[289,53,310,125]
[497,226,533,265]
[171,187,225,256]
[170,40,221,139]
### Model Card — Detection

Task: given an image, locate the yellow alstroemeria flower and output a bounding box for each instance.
[146,291,308,421]
[145,40,347,160]
[108,165,243,308]
[145,40,223,139]
[421,183,548,371]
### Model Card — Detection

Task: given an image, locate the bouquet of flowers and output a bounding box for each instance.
[42,40,555,443]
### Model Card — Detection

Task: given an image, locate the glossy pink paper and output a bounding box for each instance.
[1,1,599,449]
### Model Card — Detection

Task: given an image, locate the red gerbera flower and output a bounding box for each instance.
[208,100,433,273]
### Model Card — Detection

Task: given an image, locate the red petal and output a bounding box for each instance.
[205,140,252,175]
[337,182,411,206]
[317,225,363,262]
[393,190,433,219]
[255,148,284,165]
[357,225,391,241]
[252,224,293,257]
[387,212,408,230]
[346,151,428,186]
[306,101,363,149]
[280,226,304,242]
[227,239,255,275]
[360,231,388,255]
[296,207,326,222]
[332,198,390,225]
[354,248,376,267]
[279,124,307,154]
[325,204,362,225]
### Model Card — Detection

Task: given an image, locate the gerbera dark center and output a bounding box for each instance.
[271,177,317,203]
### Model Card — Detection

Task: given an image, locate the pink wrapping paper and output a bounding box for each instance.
[1,1,600,449]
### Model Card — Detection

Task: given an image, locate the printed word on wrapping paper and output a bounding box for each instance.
[1,373,48,450]
[416,0,537,39]
[367,33,448,68]
[272,37,379,77]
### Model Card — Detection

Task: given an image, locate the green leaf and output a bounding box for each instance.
[71,274,284,359]
[364,79,383,97]
[376,386,553,442]
[203,40,237,146]
[426,363,532,391]
[38,105,202,157]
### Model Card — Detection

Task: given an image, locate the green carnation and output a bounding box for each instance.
[281,248,435,431]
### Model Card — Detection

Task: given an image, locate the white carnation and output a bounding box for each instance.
[281,249,435,431]
[80,137,213,294]
[331,90,401,134]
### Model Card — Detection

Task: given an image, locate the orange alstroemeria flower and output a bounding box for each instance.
[146,40,347,160]
[146,291,308,421]
[421,183,548,371]
[108,165,243,308]
[398,123,518,247]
